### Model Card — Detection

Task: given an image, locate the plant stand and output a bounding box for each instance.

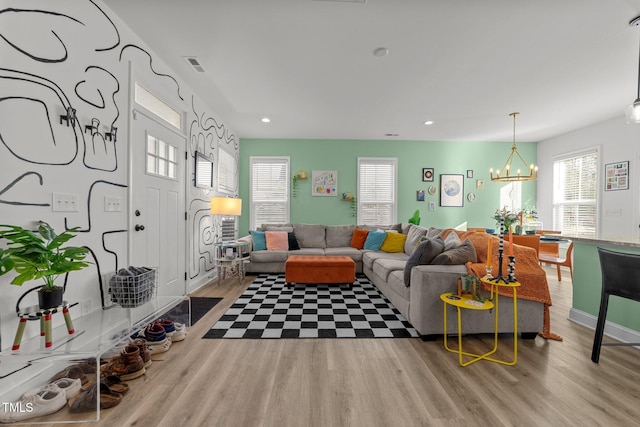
[12,301,76,350]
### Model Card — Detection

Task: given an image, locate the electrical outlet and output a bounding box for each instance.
[105,196,123,212]
[52,193,79,212]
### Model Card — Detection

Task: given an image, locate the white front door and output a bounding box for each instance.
[130,110,186,297]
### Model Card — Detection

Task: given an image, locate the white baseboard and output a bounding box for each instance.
[569,308,640,347]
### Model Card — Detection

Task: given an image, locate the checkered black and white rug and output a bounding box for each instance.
[203,274,418,339]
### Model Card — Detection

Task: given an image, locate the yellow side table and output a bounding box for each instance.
[441,277,520,367]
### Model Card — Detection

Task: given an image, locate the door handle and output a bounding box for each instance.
[135,224,145,231]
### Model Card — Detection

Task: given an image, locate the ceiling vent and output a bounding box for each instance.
[184,56,205,73]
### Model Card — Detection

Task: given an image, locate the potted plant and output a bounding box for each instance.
[0,221,89,309]
[492,208,520,234]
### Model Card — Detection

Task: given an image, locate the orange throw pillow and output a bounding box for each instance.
[351,228,369,249]
[265,231,289,250]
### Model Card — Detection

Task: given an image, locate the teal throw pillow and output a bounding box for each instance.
[364,231,387,250]
[250,230,267,251]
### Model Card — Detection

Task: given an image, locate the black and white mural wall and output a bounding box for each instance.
[0,0,238,348]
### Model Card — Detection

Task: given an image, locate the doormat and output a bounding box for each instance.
[164,297,222,326]
[203,274,418,339]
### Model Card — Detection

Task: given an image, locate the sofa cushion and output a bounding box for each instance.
[431,238,477,265]
[373,258,408,282]
[293,224,326,248]
[387,270,411,301]
[326,224,355,247]
[357,224,402,232]
[403,237,445,285]
[362,251,408,269]
[288,232,300,250]
[265,231,289,251]
[295,248,325,256]
[404,224,428,254]
[380,232,407,253]
[250,230,267,251]
[351,228,369,249]
[258,223,294,232]
[443,231,461,250]
[364,231,387,250]
[249,250,288,263]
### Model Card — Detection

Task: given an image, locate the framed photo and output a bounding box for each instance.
[417,190,425,201]
[428,185,437,195]
[428,202,436,211]
[312,170,338,196]
[467,192,477,202]
[440,174,464,207]
[604,161,629,191]
[467,170,474,178]
[422,168,434,182]
[476,179,484,189]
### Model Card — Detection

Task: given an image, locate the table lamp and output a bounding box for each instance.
[210,197,242,243]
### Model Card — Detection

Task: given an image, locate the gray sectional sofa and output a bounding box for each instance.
[239,223,545,339]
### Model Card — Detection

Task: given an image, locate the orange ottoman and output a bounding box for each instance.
[285,255,355,287]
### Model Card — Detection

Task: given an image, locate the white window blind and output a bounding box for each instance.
[553,150,598,236]
[217,147,238,194]
[357,157,397,225]
[134,82,181,129]
[250,156,290,229]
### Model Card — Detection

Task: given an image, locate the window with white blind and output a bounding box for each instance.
[250,156,290,230]
[357,157,398,225]
[217,147,238,194]
[553,149,598,236]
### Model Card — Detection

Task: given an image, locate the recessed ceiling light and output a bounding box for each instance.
[261,117,271,123]
[373,47,389,57]
[423,120,434,126]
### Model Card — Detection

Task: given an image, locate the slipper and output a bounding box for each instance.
[68,382,122,413]
[101,375,130,395]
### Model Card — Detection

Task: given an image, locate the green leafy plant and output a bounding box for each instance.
[0,221,89,290]
[461,274,490,303]
[492,207,520,232]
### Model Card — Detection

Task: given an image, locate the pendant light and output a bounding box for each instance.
[489,112,538,182]
[625,16,640,124]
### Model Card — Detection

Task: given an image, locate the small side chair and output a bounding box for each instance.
[591,247,640,363]
[539,241,573,281]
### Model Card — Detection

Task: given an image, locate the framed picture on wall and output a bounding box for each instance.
[422,168,434,182]
[312,170,338,196]
[417,190,425,201]
[604,161,629,191]
[440,174,464,207]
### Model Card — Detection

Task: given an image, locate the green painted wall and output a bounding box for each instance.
[573,242,640,331]
[238,139,537,236]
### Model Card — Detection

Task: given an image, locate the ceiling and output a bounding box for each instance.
[103,0,640,142]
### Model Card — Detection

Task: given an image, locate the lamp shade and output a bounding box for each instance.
[625,99,640,123]
[210,197,242,216]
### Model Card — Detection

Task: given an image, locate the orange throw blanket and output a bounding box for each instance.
[449,230,562,341]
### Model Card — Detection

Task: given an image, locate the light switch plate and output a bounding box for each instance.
[52,193,79,212]
[105,196,123,212]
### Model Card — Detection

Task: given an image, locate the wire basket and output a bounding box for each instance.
[108,267,157,308]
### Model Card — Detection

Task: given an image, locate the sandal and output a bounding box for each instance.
[101,375,130,395]
[68,382,122,413]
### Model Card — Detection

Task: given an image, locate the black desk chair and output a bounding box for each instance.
[592,247,640,363]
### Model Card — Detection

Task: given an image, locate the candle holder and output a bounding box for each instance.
[488,216,512,283]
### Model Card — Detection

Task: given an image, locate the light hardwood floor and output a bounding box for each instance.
[33,266,640,427]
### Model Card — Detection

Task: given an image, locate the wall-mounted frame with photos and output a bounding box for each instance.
[604,161,629,191]
[422,168,434,182]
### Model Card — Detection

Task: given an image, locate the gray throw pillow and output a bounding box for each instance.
[403,237,445,285]
[404,224,428,255]
[443,231,461,250]
[431,238,477,265]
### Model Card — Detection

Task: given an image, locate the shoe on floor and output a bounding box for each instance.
[145,336,172,355]
[101,375,130,395]
[0,388,66,422]
[139,322,166,342]
[101,344,145,380]
[49,365,89,385]
[132,338,152,368]
[68,382,122,413]
[23,378,82,401]
[166,321,187,342]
